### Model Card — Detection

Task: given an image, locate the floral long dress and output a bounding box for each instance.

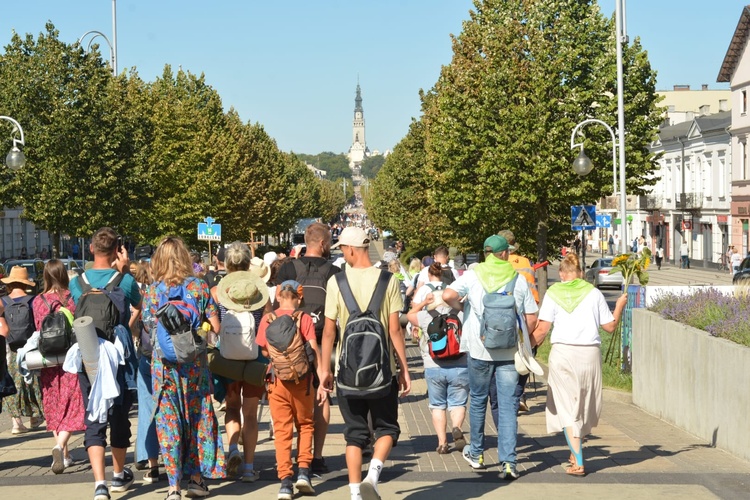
[32,291,85,432]
[143,276,225,487]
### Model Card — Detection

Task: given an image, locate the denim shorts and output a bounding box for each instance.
[424,366,469,410]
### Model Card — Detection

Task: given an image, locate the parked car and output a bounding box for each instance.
[584,258,624,289]
[732,256,750,284]
[46,258,84,275]
[2,259,45,294]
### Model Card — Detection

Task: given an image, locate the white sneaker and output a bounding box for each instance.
[51,445,65,474]
[360,476,381,500]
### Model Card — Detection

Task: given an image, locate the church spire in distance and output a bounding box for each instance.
[354,82,363,115]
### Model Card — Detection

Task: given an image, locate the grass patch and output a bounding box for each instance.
[535,328,632,392]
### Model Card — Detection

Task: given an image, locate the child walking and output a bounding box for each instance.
[256,280,321,500]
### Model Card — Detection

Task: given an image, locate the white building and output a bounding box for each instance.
[347,83,370,172]
[718,4,750,255]
[646,111,732,267]
[0,208,53,260]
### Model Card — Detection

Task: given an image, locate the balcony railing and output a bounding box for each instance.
[679,192,703,210]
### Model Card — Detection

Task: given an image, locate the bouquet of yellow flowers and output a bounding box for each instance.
[610,247,651,288]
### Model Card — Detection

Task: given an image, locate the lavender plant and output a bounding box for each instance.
[649,288,750,347]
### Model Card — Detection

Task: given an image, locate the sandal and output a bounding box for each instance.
[436,444,450,454]
[452,427,466,450]
[565,464,586,476]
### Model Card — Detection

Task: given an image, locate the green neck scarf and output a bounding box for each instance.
[475,254,516,293]
[546,279,595,313]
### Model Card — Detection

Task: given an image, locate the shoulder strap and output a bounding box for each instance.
[104,272,124,291]
[366,270,392,317]
[1,296,10,307]
[267,312,277,324]
[292,258,307,278]
[80,273,93,294]
[502,273,519,295]
[335,271,362,315]
[427,309,440,319]
[18,295,34,306]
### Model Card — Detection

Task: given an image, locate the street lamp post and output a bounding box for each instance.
[0,115,26,170]
[570,118,625,257]
[79,30,116,76]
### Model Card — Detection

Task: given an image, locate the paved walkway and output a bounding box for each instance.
[1,245,748,498]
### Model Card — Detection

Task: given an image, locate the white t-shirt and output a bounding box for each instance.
[448,269,538,362]
[417,265,459,288]
[538,288,614,346]
[731,252,742,268]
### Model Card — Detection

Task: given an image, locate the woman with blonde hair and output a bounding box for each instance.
[32,259,84,473]
[142,236,225,499]
[530,253,627,476]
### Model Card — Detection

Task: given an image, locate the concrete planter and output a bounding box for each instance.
[632,309,750,462]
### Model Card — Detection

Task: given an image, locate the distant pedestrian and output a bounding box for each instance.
[573,236,581,256]
[680,240,690,269]
[731,248,742,276]
[608,234,614,255]
[655,247,664,270]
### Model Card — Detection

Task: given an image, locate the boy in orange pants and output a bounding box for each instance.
[256,280,321,500]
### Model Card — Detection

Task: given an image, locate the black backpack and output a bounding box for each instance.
[440,266,455,286]
[74,272,126,342]
[292,259,332,342]
[2,295,35,352]
[205,269,227,289]
[38,295,74,357]
[335,270,393,399]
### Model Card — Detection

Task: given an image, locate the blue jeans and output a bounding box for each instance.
[467,357,519,464]
[424,366,469,410]
[136,354,159,462]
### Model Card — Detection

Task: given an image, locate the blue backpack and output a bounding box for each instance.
[480,274,521,350]
[154,282,205,364]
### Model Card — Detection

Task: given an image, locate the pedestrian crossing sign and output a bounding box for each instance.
[571,205,596,231]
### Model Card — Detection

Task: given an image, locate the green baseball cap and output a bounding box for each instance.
[483,235,509,253]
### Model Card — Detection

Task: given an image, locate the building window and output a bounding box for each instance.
[719,154,726,198]
[704,158,712,197]
[743,141,748,180]
[744,89,748,115]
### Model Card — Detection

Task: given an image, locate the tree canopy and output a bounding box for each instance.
[366,0,662,260]
[0,23,345,247]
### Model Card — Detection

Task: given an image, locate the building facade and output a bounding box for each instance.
[647,112,732,267]
[347,83,369,172]
[718,5,750,255]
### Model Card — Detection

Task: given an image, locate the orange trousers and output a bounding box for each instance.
[267,374,314,479]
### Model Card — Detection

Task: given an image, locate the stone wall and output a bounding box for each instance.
[632,309,750,462]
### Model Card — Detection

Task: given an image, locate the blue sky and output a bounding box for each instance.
[0,1,746,155]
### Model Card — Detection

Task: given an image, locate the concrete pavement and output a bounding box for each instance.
[1,245,748,498]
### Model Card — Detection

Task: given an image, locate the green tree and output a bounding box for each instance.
[296,152,352,181]
[316,178,347,222]
[417,0,661,259]
[360,154,386,178]
[0,23,148,242]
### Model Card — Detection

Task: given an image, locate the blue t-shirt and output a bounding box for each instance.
[70,269,142,330]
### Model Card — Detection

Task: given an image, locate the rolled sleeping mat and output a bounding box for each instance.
[207,348,267,387]
[74,316,100,382]
[25,350,67,370]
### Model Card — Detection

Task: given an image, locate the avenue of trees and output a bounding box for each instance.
[0,24,347,248]
[366,0,663,262]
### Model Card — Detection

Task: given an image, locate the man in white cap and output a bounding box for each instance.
[276,222,339,474]
[318,226,410,500]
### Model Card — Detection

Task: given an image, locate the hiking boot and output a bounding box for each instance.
[311,457,329,474]
[499,461,520,480]
[185,478,210,498]
[462,445,484,470]
[143,466,160,484]
[110,467,134,492]
[278,477,294,500]
[93,484,111,500]
[226,448,243,478]
[295,468,315,495]
[51,445,65,474]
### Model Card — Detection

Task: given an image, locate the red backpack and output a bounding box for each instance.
[426,308,463,360]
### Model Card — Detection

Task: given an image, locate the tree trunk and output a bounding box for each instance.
[536,202,549,303]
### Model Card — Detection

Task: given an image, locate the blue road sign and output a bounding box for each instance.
[596,214,612,228]
[198,217,222,242]
[571,205,596,231]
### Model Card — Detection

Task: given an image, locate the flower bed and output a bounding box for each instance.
[648,288,750,347]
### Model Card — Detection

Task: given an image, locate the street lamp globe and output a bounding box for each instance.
[572,148,594,176]
[6,146,25,171]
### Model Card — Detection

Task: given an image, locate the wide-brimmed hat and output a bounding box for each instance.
[1,266,35,286]
[515,340,544,376]
[250,257,271,283]
[217,271,269,312]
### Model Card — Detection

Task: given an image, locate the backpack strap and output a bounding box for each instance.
[335,272,362,316]
[366,270,392,318]
[426,283,442,292]
[292,258,308,278]
[79,272,93,294]
[427,309,440,319]
[499,273,519,296]
[104,272,124,291]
